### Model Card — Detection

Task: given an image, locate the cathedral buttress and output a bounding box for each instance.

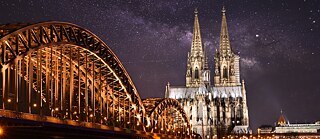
[186,9,210,87]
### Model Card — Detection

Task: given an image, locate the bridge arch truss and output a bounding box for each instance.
[0,22,192,137]
[143,98,192,137]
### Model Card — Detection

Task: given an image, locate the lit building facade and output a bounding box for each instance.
[258,112,320,138]
[275,123,320,134]
[165,8,250,138]
[275,112,320,134]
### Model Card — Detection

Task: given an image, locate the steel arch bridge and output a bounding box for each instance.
[0,22,193,138]
[143,98,191,136]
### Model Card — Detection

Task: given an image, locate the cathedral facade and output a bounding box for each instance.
[165,8,250,138]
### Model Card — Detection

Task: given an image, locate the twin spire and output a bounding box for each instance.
[191,8,204,59]
[187,6,237,87]
[186,8,209,87]
[190,7,232,59]
[219,6,232,57]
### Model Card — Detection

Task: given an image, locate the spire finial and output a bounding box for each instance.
[194,8,198,14]
[222,6,226,14]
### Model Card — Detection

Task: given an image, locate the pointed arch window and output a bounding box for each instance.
[223,66,228,79]
[195,67,199,79]
[237,108,243,118]
[231,106,235,118]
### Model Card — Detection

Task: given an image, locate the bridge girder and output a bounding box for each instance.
[0,22,145,130]
[143,98,192,137]
[0,21,193,137]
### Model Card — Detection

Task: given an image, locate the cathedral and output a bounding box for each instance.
[165,7,250,138]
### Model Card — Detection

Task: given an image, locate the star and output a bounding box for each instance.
[0,0,319,133]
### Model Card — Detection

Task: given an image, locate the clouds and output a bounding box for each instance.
[179,31,193,45]
[241,57,260,70]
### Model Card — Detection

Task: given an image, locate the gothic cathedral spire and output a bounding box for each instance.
[166,6,251,137]
[190,8,205,61]
[186,9,210,87]
[214,7,241,86]
[219,6,232,57]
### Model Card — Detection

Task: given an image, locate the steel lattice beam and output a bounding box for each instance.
[0,22,145,130]
[0,22,195,138]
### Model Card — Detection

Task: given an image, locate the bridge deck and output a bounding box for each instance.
[0,110,188,139]
[0,117,147,139]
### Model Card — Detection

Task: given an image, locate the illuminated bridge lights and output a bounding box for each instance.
[0,22,195,138]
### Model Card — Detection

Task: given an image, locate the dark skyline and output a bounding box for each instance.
[1,0,320,131]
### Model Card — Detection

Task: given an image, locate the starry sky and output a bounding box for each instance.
[1,0,320,131]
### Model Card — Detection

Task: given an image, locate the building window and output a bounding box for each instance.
[231,107,235,118]
[237,108,243,118]
[195,67,199,79]
[223,66,228,79]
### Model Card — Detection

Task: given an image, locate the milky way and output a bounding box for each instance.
[0,0,320,131]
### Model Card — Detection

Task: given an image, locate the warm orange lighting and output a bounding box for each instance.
[132,104,137,110]
[55,108,59,111]
[73,111,77,114]
[0,127,3,135]
[33,103,37,107]
[89,114,93,118]
[7,99,11,103]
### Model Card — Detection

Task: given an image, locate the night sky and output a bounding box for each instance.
[1,0,320,131]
